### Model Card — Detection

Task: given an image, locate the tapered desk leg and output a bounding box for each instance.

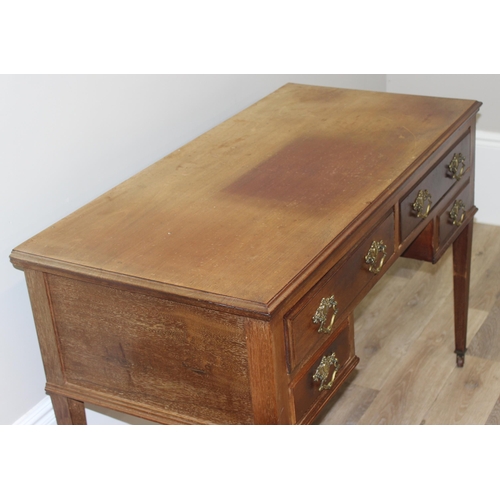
[452,220,473,367]
[50,394,87,425]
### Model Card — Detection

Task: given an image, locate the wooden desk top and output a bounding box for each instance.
[11,84,480,311]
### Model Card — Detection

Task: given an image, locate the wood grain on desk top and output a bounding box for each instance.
[11,84,480,309]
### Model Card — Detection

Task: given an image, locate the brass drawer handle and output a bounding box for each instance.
[365,240,387,274]
[449,199,466,226]
[412,189,432,218]
[313,352,340,391]
[312,295,338,334]
[448,153,466,181]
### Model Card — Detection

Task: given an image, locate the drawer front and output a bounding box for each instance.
[438,179,474,248]
[400,132,471,241]
[290,318,357,423]
[285,211,394,372]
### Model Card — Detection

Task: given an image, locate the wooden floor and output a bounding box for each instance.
[316,221,500,425]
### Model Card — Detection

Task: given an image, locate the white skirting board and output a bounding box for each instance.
[13,396,56,425]
[475,130,500,226]
[12,129,500,425]
[13,395,152,425]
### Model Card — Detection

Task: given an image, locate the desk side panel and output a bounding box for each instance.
[46,274,254,425]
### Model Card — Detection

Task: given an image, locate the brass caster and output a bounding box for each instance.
[455,349,466,368]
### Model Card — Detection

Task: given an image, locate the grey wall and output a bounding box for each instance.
[1,74,386,424]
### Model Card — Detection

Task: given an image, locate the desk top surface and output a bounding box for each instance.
[12,84,480,309]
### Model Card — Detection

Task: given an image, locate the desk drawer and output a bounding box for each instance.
[284,211,394,372]
[400,132,471,241]
[438,179,474,248]
[290,317,357,424]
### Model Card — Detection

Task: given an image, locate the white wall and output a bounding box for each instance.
[1,74,386,424]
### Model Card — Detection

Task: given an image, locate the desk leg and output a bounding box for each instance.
[50,394,87,425]
[453,220,473,367]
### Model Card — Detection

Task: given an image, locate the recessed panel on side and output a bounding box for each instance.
[46,275,254,424]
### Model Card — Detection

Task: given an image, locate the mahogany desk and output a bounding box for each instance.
[10,84,481,424]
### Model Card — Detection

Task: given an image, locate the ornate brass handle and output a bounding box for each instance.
[412,189,432,218]
[448,153,466,181]
[312,295,338,334]
[449,199,466,226]
[313,353,340,391]
[365,240,387,274]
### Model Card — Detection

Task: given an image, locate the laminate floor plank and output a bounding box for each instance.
[355,304,487,425]
[354,256,423,338]
[421,356,500,425]
[467,223,500,312]
[353,274,409,345]
[485,397,500,425]
[385,256,424,280]
[467,296,500,362]
[316,377,379,425]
